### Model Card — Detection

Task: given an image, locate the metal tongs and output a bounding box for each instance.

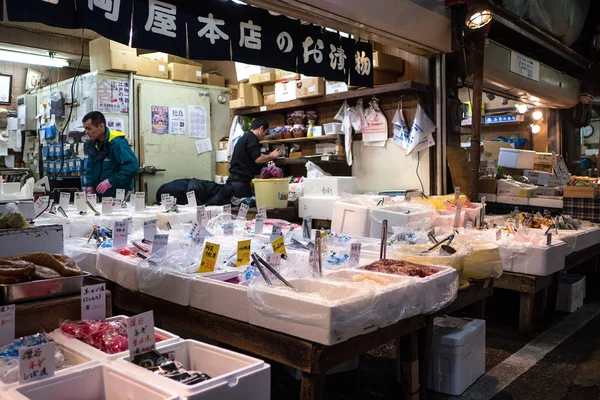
[421,234,456,255]
[380,220,388,260]
[312,233,323,278]
[56,205,69,219]
[251,253,297,291]
[123,190,133,207]
[86,200,101,216]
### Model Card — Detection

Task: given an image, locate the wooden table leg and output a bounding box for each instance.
[419,318,434,400]
[533,288,547,331]
[545,273,559,324]
[519,292,535,337]
[300,372,325,400]
[398,331,420,400]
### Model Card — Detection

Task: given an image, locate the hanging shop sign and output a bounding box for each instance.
[4,0,373,86]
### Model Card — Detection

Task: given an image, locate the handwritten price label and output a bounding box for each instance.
[186,191,197,207]
[0,304,15,347]
[102,197,113,215]
[81,284,106,321]
[86,193,97,205]
[19,342,55,384]
[199,242,220,273]
[127,311,156,358]
[236,240,251,267]
[144,219,157,242]
[257,206,267,219]
[152,234,169,255]
[271,235,287,256]
[197,205,207,227]
[349,242,361,267]
[75,192,86,212]
[134,192,145,211]
[254,215,264,235]
[238,203,249,220]
[115,189,125,201]
[59,192,70,209]
[113,221,128,249]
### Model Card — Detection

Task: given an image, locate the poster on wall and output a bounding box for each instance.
[151,106,169,134]
[106,117,125,132]
[97,80,129,114]
[169,108,186,134]
[188,106,207,138]
[0,75,12,106]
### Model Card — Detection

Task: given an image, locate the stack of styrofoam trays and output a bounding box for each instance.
[49,315,180,364]
[5,364,180,400]
[0,343,97,391]
[116,339,270,400]
[64,237,100,275]
[433,203,483,228]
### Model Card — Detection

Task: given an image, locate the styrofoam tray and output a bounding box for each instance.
[0,344,98,391]
[299,196,341,220]
[331,200,371,237]
[302,177,357,198]
[49,315,180,363]
[504,241,566,276]
[96,249,141,291]
[116,339,270,400]
[5,364,180,400]
[191,271,249,322]
[369,205,435,239]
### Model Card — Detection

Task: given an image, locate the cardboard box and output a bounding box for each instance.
[138,52,202,66]
[373,51,405,73]
[497,180,537,197]
[477,178,498,194]
[90,38,137,73]
[168,63,203,83]
[136,57,168,78]
[326,81,349,95]
[373,70,400,85]
[535,187,560,197]
[235,63,273,82]
[523,170,560,186]
[481,141,514,162]
[533,163,553,173]
[227,84,239,100]
[230,97,263,109]
[563,186,598,198]
[249,72,276,85]
[264,94,276,106]
[296,78,325,99]
[276,69,301,83]
[534,152,553,166]
[216,162,230,176]
[275,81,298,103]
[316,142,336,154]
[238,83,263,106]
[202,73,225,87]
[262,84,275,96]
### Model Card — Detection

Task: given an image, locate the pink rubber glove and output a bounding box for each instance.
[85,187,95,195]
[96,179,112,194]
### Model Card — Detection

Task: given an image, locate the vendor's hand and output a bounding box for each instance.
[85,187,95,195]
[270,148,282,159]
[96,179,112,194]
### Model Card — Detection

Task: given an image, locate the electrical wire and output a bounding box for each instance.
[416,151,425,195]
[54,28,85,179]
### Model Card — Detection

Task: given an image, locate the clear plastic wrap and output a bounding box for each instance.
[64,237,99,275]
[206,213,252,237]
[305,161,329,178]
[370,201,437,237]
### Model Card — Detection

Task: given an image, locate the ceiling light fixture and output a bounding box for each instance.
[465,2,493,30]
[532,110,543,121]
[0,50,69,68]
[515,103,527,114]
[531,124,541,134]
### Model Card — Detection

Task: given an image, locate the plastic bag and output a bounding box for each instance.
[259,161,284,179]
[334,100,356,166]
[0,203,29,229]
[392,106,410,150]
[406,104,435,156]
[306,161,330,178]
[362,99,388,143]
[353,99,365,133]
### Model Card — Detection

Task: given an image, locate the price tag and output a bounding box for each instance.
[270,224,283,242]
[161,193,169,202]
[124,216,133,233]
[114,198,123,209]
[152,234,169,254]
[102,197,113,215]
[271,235,286,255]
[196,205,207,227]
[254,215,264,235]
[257,206,267,219]
[199,242,220,273]
[186,191,197,207]
[453,204,462,229]
[19,342,55,384]
[127,311,156,358]
[34,196,49,215]
[266,252,281,267]
[224,222,234,236]
[165,197,175,209]
[189,222,201,238]
[113,221,128,249]
[0,304,15,347]
[59,192,70,209]
[74,192,86,213]
[86,193,97,205]
[303,216,312,240]
[81,284,106,321]
[144,219,158,242]
[236,240,251,267]
[238,203,249,220]
[134,192,145,211]
[223,204,232,220]
[349,242,361,267]
[115,189,125,202]
[547,233,552,246]
[496,229,502,241]
[454,187,460,200]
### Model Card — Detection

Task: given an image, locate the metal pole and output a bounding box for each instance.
[469,29,486,201]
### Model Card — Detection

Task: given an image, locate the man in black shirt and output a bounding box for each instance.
[227,118,281,198]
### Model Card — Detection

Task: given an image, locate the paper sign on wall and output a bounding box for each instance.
[151,105,168,134]
[81,284,106,321]
[106,117,125,132]
[19,342,55,384]
[127,311,156,358]
[195,139,212,154]
[0,305,15,348]
[199,242,220,273]
[169,108,186,134]
[98,80,129,114]
[189,105,207,138]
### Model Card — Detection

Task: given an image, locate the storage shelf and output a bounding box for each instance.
[273,157,346,165]
[260,135,339,145]
[234,81,430,116]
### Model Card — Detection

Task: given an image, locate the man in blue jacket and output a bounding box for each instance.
[83,111,139,198]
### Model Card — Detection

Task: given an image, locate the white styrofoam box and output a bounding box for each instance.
[496,180,537,197]
[33,213,72,237]
[96,249,141,290]
[434,204,483,228]
[1,182,20,194]
[429,317,485,396]
[478,193,497,202]
[557,273,586,313]
[0,225,64,257]
[248,278,380,345]
[331,200,371,237]
[216,150,228,163]
[369,204,436,239]
[157,207,197,229]
[0,344,98,391]
[299,196,341,220]
[285,358,358,380]
[498,148,535,169]
[302,177,357,198]
[50,315,180,363]
[323,122,343,135]
[533,186,560,197]
[138,270,194,306]
[506,241,566,276]
[571,226,600,252]
[117,339,270,400]
[191,271,249,322]
[235,63,272,82]
[6,364,180,400]
[495,195,530,206]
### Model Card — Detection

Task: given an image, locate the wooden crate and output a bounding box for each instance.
[563,186,598,198]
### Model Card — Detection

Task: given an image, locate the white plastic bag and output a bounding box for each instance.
[362,99,388,143]
[335,100,355,166]
[392,105,410,150]
[306,161,330,178]
[406,104,435,156]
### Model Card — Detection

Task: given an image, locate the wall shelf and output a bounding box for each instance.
[273,157,346,165]
[233,81,430,117]
[260,135,339,145]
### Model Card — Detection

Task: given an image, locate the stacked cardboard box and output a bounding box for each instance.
[136,57,168,79]
[168,63,203,83]
[230,82,263,109]
[90,38,137,73]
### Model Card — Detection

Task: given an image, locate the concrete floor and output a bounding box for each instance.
[270,288,600,400]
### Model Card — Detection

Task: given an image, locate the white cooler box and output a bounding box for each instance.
[302,177,357,197]
[50,315,180,363]
[498,148,535,169]
[369,205,435,239]
[429,317,485,396]
[557,273,586,313]
[116,339,270,400]
[96,249,141,291]
[5,364,180,400]
[330,196,393,237]
[299,196,340,220]
[502,240,566,276]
